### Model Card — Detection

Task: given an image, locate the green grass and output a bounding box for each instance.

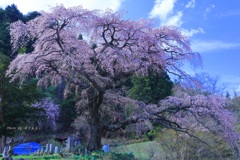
[112,141,162,160]
[13,155,41,159]
[13,154,67,160]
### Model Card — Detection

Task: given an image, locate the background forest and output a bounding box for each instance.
[0,4,240,160]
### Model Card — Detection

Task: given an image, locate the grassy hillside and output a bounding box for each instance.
[112,141,162,160]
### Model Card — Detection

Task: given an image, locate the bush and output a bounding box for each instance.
[108,152,135,160]
[72,151,135,160]
[157,129,233,160]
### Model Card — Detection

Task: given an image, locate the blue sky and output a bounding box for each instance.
[1,0,240,93]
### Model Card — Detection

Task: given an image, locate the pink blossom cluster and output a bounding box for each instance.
[159,94,240,156]
[7,5,200,91]
[32,98,60,130]
[6,5,240,156]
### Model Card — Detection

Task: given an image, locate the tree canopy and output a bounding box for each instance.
[0,4,59,146]
[128,70,173,104]
[175,72,227,96]
[0,4,40,57]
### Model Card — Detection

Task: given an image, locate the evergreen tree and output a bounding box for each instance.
[128,71,173,104]
[0,52,43,148]
[0,4,40,56]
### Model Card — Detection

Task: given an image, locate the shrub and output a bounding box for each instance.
[104,152,135,160]
[157,129,232,160]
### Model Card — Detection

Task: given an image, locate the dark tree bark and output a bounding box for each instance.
[86,87,103,151]
[0,94,3,124]
[1,135,6,152]
[0,93,6,152]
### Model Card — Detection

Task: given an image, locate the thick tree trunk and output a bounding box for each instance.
[87,118,102,151]
[0,94,3,124]
[86,87,103,151]
[0,94,5,152]
[1,135,6,152]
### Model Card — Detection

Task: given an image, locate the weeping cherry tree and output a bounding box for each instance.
[6,5,240,157]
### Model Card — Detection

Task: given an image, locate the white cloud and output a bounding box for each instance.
[149,0,204,36]
[0,0,124,14]
[203,4,215,19]
[191,40,240,53]
[164,11,183,26]
[218,11,240,18]
[235,85,240,93]
[182,28,205,37]
[149,0,183,26]
[185,0,196,8]
[149,0,176,20]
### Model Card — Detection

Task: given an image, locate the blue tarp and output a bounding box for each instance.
[13,142,42,155]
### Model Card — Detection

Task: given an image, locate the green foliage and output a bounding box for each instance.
[0,52,46,137]
[230,96,240,113]
[0,22,10,55]
[39,83,77,132]
[18,47,27,54]
[78,34,83,40]
[124,104,135,117]
[4,4,23,22]
[47,139,62,147]
[42,86,56,100]
[42,154,61,159]
[0,52,10,72]
[58,94,77,131]
[0,4,40,56]
[113,129,233,160]
[1,79,44,135]
[145,126,162,141]
[128,71,173,104]
[73,151,135,160]
[157,129,232,160]
[113,141,161,159]
[225,91,230,99]
[0,4,23,56]
[107,152,135,160]
[23,11,41,22]
[73,154,95,160]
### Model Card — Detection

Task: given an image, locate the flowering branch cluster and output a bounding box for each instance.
[32,98,59,130]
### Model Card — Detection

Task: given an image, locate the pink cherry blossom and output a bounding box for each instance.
[7,6,239,156]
